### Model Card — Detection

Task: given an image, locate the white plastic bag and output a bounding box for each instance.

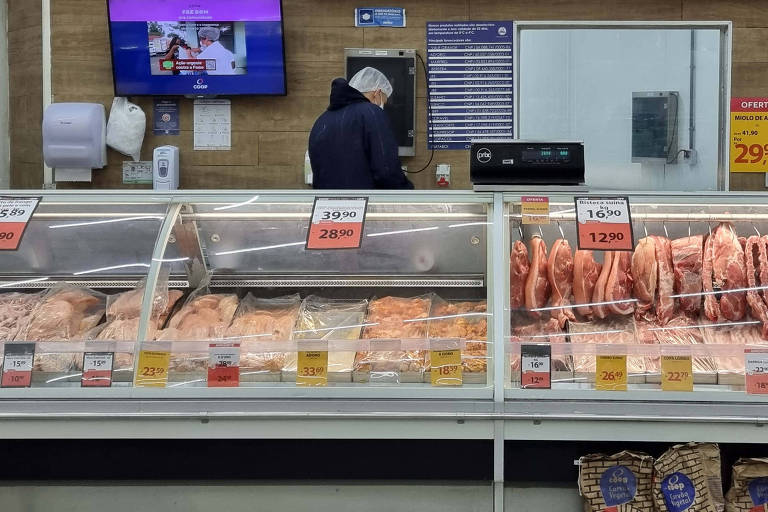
[106,97,146,161]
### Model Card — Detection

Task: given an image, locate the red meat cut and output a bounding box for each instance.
[631,237,657,321]
[573,250,602,318]
[510,240,530,310]
[671,235,704,316]
[649,235,675,324]
[592,252,614,320]
[744,235,768,339]
[524,236,550,318]
[605,251,634,316]
[547,239,576,328]
[703,222,747,321]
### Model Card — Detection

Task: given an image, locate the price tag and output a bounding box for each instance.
[81,352,113,388]
[730,98,768,173]
[661,355,693,392]
[306,197,368,250]
[575,196,634,251]
[0,197,40,251]
[297,350,328,386]
[208,344,240,388]
[1,343,35,388]
[430,348,462,386]
[521,196,549,225]
[745,348,768,394]
[595,355,627,391]
[520,344,551,389]
[135,348,171,388]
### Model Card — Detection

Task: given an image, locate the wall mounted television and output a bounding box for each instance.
[107,0,287,96]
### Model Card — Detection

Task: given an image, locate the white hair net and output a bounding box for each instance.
[198,26,221,41]
[348,67,393,98]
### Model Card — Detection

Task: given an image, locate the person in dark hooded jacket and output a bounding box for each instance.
[308,67,414,189]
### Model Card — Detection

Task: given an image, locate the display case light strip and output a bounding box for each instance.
[48,215,165,228]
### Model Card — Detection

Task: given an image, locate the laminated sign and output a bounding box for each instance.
[306,197,368,250]
[0,197,40,251]
[730,98,768,172]
[575,196,634,251]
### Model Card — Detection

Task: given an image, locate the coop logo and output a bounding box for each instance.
[193,78,208,90]
[498,26,507,36]
[476,147,492,163]
[600,465,637,507]
[665,475,685,492]
[609,468,629,484]
[661,472,695,512]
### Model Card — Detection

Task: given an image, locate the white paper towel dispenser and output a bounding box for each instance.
[42,103,107,182]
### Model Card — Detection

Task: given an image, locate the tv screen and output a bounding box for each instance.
[107,0,286,96]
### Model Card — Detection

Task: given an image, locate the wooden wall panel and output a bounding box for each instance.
[7,0,768,191]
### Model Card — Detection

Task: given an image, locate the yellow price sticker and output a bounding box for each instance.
[595,355,627,391]
[521,196,550,225]
[135,350,170,388]
[661,355,693,392]
[297,351,328,387]
[430,349,462,386]
[730,98,768,172]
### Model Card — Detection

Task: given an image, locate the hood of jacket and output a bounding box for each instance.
[328,78,371,111]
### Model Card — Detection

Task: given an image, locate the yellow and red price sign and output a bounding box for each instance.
[306,197,368,250]
[208,343,240,388]
[430,348,462,386]
[297,350,328,387]
[575,197,634,251]
[730,98,768,173]
[661,355,693,392]
[745,348,768,395]
[520,344,551,389]
[0,197,40,251]
[135,349,171,388]
[521,196,549,225]
[595,355,627,391]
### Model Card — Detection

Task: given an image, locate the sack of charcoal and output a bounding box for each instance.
[578,450,655,511]
[653,442,724,512]
[725,458,768,512]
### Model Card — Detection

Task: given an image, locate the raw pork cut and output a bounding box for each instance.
[744,236,768,339]
[671,235,704,316]
[605,251,634,316]
[164,293,238,338]
[649,235,675,324]
[573,250,601,318]
[547,239,576,328]
[510,240,530,310]
[0,293,40,342]
[591,252,614,320]
[703,222,747,321]
[631,237,657,320]
[524,236,550,318]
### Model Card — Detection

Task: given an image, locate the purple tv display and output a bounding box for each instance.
[107,0,286,96]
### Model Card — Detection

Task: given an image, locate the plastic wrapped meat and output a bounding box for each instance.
[636,315,718,376]
[510,316,570,372]
[284,296,368,377]
[355,295,432,375]
[92,318,156,372]
[0,292,41,342]
[21,286,106,372]
[107,288,183,328]
[702,320,764,378]
[229,294,300,375]
[427,298,488,374]
[569,316,644,375]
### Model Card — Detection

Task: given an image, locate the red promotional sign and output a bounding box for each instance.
[82,352,114,388]
[745,348,768,395]
[520,344,551,389]
[575,196,634,251]
[306,197,368,250]
[0,197,40,251]
[208,344,240,388]
[1,343,35,388]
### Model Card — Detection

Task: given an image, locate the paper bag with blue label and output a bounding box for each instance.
[653,443,724,512]
[578,450,655,511]
[726,458,768,512]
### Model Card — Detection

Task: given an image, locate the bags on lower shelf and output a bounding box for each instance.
[653,442,724,512]
[578,450,655,512]
[726,458,768,512]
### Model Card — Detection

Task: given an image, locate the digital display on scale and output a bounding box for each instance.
[521,148,571,164]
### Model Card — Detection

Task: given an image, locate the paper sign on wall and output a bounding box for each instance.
[0,197,40,251]
[355,8,406,27]
[306,197,368,250]
[194,99,231,150]
[153,98,180,136]
[730,98,768,173]
[575,196,634,251]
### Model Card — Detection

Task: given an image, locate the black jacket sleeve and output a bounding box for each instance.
[364,106,414,190]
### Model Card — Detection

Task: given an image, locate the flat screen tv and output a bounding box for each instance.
[107,0,287,96]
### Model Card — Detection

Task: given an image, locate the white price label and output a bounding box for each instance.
[311,198,368,224]
[522,355,550,373]
[209,344,240,368]
[575,197,631,224]
[3,354,32,372]
[83,353,113,372]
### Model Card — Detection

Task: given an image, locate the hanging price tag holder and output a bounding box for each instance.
[575,196,634,251]
[135,342,171,388]
[745,348,768,394]
[430,339,462,386]
[208,343,240,388]
[297,341,329,387]
[661,354,694,392]
[1,342,35,388]
[521,196,549,225]
[82,352,114,388]
[520,344,551,389]
[595,352,628,391]
[306,197,368,250]
[0,197,40,251]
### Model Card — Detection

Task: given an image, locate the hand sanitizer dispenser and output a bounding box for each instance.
[153,146,179,190]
